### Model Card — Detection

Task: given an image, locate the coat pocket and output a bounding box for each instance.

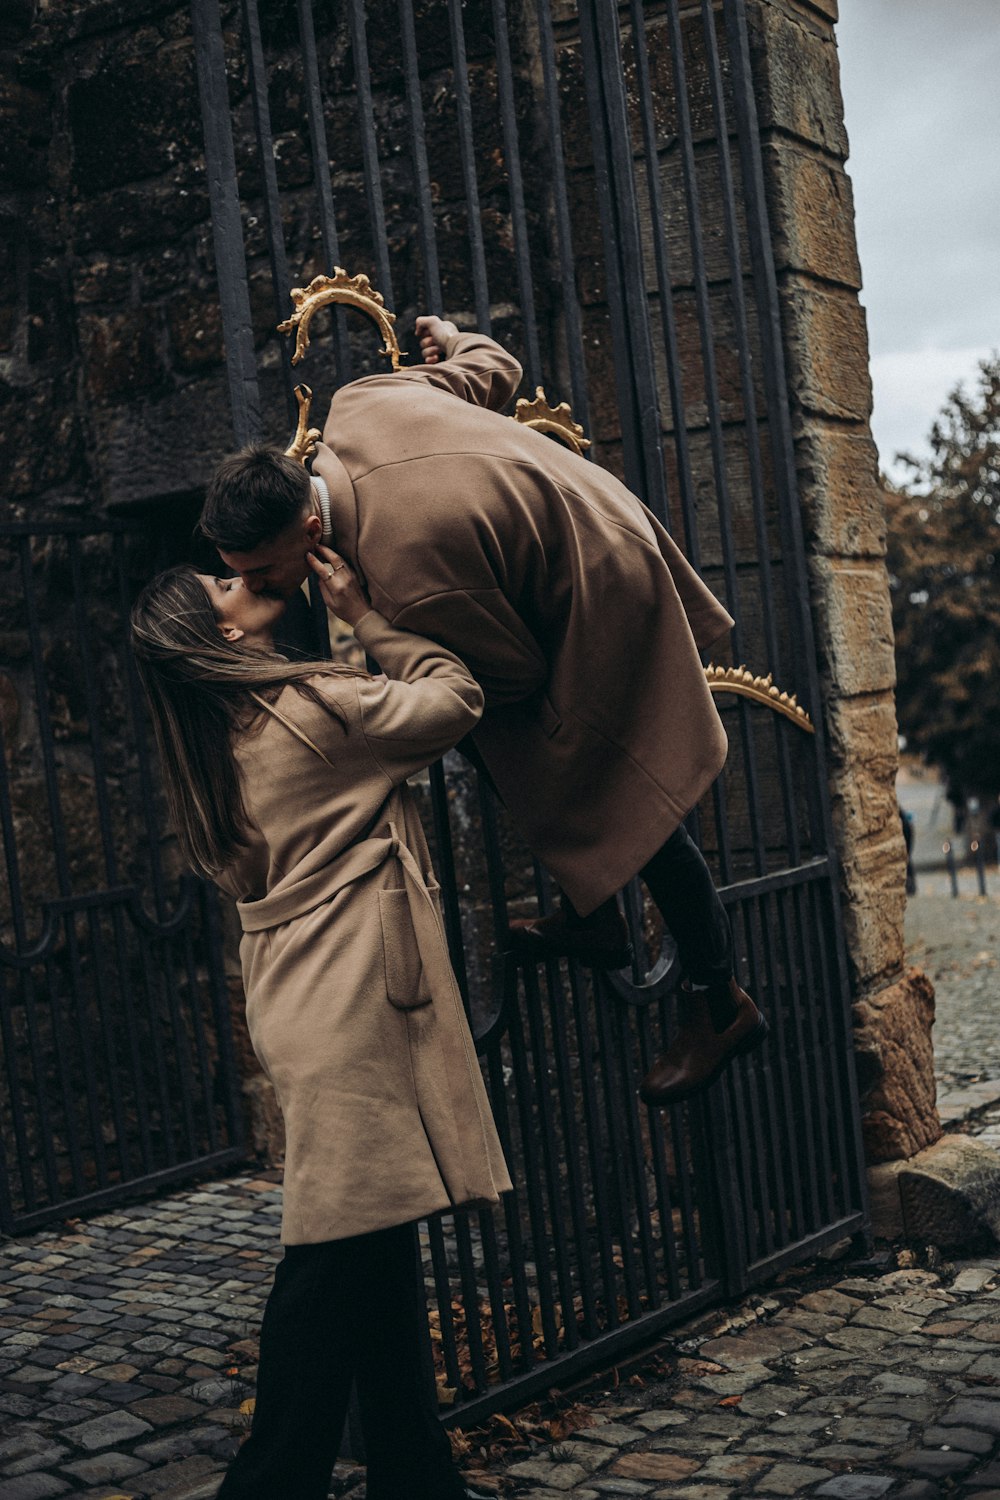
[378,887,434,1010]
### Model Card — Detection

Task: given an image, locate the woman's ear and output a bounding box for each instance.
[303,512,323,545]
[219,623,245,643]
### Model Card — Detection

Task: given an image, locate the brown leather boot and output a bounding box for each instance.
[507,903,633,970]
[638,979,768,1106]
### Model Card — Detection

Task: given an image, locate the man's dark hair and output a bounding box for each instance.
[200,443,314,553]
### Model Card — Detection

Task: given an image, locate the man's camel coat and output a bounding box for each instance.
[217,613,511,1244]
[312,333,735,915]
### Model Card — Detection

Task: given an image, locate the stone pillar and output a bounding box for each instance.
[746,0,940,1167]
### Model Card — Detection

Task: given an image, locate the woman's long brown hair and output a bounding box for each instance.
[130,565,368,879]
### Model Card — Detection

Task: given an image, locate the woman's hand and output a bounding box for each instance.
[306,546,371,628]
[415,314,459,365]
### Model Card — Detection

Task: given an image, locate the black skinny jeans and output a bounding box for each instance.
[639,822,733,989]
[216,1222,461,1500]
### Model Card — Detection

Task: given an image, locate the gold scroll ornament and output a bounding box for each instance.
[512,387,591,457]
[706,664,814,733]
[279,268,402,464]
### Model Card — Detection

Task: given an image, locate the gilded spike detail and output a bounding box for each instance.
[278,268,402,369]
[513,387,591,456]
[705,664,815,733]
[284,384,322,465]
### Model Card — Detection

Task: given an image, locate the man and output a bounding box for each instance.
[199,316,768,1105]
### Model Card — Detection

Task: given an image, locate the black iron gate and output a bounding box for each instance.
[0,521,245,1234]
[0,0,869,1420]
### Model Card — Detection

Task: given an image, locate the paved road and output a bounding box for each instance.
[4,1182,1000,1497]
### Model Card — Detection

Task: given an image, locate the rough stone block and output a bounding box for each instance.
[765,141,861,286]
[794,421,887,558]
[898,1135,1000,1248]
[749,1,848,156]
[866,1159,907,1237]
[780,279,874,422]
[837,827,908,991]
[810,557,896,696]
[852,967,940,1163]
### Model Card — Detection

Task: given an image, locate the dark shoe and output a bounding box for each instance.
[506,905,633,970]
[638,978,768,1106]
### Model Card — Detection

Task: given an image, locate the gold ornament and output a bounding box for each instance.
[278,267,401,369]
[705,664,814,733]
[512,387,591,456]
[283,384,322,465]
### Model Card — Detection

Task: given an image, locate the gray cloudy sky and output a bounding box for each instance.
[835,0,1000,481]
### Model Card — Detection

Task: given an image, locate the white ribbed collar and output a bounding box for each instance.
[310,473,334,546]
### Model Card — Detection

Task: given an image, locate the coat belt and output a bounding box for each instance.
[236,819,451,1011]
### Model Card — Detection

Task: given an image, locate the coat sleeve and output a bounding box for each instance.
[393,331,522,412]
[351,610,485,784]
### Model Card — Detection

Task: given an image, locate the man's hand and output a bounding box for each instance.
[415,314,459,365]
[306,546,371,628]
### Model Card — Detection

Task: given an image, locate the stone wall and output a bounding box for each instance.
[748,0,935,1161]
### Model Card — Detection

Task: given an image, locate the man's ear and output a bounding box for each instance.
[219,623,245,643]
[303,513,323,545]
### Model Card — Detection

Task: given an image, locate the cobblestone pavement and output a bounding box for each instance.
[905,893,1000,1100]
[4,1179,1000,1498]
[497,1252,1000,1500]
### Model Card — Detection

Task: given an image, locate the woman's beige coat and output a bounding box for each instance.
[312,333,735,916]
[217,613,512,1245]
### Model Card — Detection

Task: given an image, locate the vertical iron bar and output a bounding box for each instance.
[490,0,542,385]
[191,0,263,443]
[543,960,600,1339]
[202,883,245,1149]
[792,883,835,1224]
[347,0,395,307]
[296,0,353,380]
[453,1212,489,1391]
[476,1201,515,1382]
[428,761,472,1010]
[447,0,491,332]
[575,0,670,520]
[592,978,641,1318]
[241,0,297,423]
[426,1217,463,1393]
[88,908,132,1182]
[531,0,593,430]
[522,963,578,1349]
[399,0,443,312]
[566,962,619,1329]
[626,0,700,555]
[506,986,560,1356]
[776,887,820,1233]
[0,972,38,1213]
[636,1007,683,1301]
[612,999,660,1309]
[485,1037,536,1369]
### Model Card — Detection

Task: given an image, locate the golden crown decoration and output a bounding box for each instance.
[277,267,402,370]
[512,387,592,456]
[705,664,814,733]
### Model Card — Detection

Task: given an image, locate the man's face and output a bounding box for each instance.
[217,511,323,600]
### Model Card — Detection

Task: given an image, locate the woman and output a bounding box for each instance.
[131,547,511,1500]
